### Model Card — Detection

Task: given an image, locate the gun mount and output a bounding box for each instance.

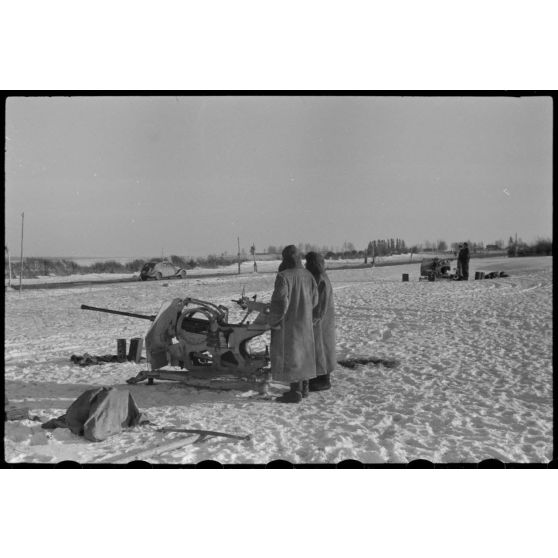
[82,294,272,393]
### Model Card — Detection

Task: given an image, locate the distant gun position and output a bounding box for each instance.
[419,257,455,281]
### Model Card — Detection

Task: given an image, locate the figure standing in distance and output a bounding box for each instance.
[268,245,318,403]
[459,242,471,280]
[305,252,336,392]
[455,244,464,279]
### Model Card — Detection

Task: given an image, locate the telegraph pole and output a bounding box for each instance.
[251,243,257,272]
[19,212,24,294]
[237,236,241,274]
[5,245,12,288]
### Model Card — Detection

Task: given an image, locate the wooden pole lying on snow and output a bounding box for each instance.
[98,435,200,463]
[157,427,251,441]
[97,428,250,463]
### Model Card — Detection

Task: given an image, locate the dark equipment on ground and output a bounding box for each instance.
[69,353,147,366]
[338,357,399,369]
[479,271,509,279]
[81,293,272,393]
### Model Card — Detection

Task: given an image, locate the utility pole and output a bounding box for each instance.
[515,232,518,257]
[251,243,257,272]
[19,212,24,294]
[5,245,12,288]
[237,236,241,274]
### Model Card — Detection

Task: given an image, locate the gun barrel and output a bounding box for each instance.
[80,304,155,321]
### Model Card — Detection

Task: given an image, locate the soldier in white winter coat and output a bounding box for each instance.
[268,245,318,403]
[305,251,336,392]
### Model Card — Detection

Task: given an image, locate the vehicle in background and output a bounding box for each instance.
[139,260,187,281]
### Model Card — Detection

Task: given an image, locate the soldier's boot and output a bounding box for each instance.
[276,382,303,403]
[309,373,331,392]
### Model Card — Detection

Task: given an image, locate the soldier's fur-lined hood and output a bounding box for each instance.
[278,245,303,272]
[305,251,326,283]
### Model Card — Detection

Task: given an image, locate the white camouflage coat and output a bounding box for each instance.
[268,266,318,383]
[312,272,336,376]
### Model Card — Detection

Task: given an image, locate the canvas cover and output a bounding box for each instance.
[42,387,148,442]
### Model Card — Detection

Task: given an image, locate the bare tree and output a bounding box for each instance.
[437,239,447,252]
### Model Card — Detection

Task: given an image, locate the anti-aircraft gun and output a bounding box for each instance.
[419,256,454,281]
[80,292,272,393]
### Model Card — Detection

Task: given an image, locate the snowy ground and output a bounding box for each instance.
[4,256,553,464]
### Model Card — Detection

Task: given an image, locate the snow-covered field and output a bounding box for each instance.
[4,256,552,464]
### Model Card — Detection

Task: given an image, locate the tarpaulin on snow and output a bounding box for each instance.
[42,387,149,442]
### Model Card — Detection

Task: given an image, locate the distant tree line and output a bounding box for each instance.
[506,236,552,257]
[265,239,410,260]
[365,238,407,258]
[4,253,250,279]
[411,236,553,257]
[4,257,151,279]
[168,254,249,269]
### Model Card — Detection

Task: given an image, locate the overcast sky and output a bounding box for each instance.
[4,95,553,257]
